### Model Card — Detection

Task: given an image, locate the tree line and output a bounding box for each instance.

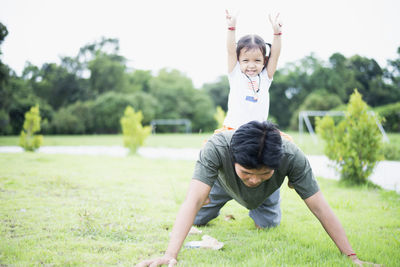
[1,22,399,134]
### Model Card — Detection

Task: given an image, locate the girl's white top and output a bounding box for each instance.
[223,62,273,129]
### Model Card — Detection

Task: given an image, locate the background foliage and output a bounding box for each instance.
[1,22,400,134]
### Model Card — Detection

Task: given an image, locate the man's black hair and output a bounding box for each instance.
[231,120,283,169]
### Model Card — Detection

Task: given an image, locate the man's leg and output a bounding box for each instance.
[248,188,281,228]
[194,180,232,226]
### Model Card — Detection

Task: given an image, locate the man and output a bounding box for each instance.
[137,121,373,266]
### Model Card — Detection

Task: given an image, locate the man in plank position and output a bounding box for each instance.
[137,121,375,266]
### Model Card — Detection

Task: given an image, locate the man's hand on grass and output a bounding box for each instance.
[349,255,381,266]
[136,255,177,267]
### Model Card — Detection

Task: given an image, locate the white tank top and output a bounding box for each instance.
[223,62,273,129]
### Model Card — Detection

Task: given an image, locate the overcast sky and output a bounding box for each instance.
[1,0,400,87]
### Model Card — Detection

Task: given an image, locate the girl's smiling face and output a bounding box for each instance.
[238,48,266,77]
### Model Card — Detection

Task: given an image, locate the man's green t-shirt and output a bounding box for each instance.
[192,131,319,210]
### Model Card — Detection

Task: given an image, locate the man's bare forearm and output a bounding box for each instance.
[165,198,203,258]
[305,191,355,255]
[165,179,211,259]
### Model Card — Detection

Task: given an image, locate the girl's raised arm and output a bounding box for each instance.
[266,13,282,80]
[226,10,237,73]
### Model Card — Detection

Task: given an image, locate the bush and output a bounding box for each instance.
[120,106,151,154]
[8,97,53,135]
[50,101,95,134]
[92,92,156,134]
[127,91,158,125]
[0,109,12,134]
[382,142,400,161]
[374,102,400,132]
[316,89,383,184]
[191,91,217,132]
[214,106,225,129]
[19,105,43,151]
[289,90,343,130]
[51,108,86,134]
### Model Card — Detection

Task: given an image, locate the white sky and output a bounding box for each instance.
[1,0,400,88]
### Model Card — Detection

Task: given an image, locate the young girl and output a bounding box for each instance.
[219,11,290,215]
[223,10,282,130]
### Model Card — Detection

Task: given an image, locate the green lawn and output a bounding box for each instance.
[1,153,399,266]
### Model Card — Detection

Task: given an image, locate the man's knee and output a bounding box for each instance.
[193,181,231,226]
[254,215,281,228]
[193,209,220,226]
[249,198,282,229]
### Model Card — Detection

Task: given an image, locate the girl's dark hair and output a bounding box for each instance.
[231,121,283,169]
[236,34,271,68]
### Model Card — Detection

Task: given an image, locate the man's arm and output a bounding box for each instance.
[304,191,376,266]
[136,179,211,267]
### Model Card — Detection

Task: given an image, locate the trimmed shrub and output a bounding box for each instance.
[120,106,151,154]
[316,89,383,184]
[19,105,43,151]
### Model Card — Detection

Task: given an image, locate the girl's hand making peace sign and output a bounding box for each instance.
[269,13,283,34]
[225,9,237,27]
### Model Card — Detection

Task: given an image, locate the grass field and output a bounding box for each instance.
[2,132,399,156]
[1,153,399,266]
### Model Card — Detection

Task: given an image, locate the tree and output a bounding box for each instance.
[78,37,120,64]
[126,69,152,93]
[316,89,383,184]
[348,55,394,106]
[120,106,151,154]
[74,37,128,95]
[289,89,343,130]
[268,70,293,128]
[326,53,362,102]
[27,62,87,110]
[0,22,12,134]
[202,76,230,111]
[88,52,127,94]
[149,68,216,132]
[19,105,43,151]
[2,68,51,135]
[128,91,158,125]
[190,91,217,132]
[269,54,324,128]
[0,22,9,90]
[149,68,195,120]
[0,109,11,134]
[90,92,156,133]
[0,22,7,45]
[50,101,93,134]
[385,46,400,102]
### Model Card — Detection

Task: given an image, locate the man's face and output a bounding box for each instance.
[234,163,275,188]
